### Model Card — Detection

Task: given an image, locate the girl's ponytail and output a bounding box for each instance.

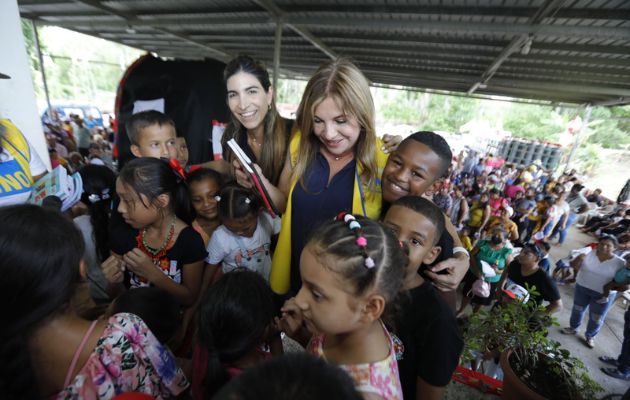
[196,270,275,398]
[217,184,261,221]
[199,330,231,397]
[172,178,194,225]
[79,165,116,262]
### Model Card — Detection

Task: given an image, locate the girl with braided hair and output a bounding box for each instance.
[277,214,407,399]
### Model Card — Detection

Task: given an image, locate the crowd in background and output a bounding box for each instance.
[2,53,630,400]
[42,111,116,172]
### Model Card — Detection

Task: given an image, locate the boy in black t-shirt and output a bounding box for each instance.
[383,196,463,400]
[498,244,563,314]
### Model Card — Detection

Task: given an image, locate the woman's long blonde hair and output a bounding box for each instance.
[222,56,287,185]
[292,58,378,191]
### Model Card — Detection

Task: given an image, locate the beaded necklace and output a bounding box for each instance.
[136,216,176,261]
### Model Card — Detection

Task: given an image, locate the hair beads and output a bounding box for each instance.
[336,212,376,269]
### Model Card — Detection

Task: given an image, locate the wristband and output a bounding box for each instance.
[453,247,470,258]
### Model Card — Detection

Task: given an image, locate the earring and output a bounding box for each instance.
[268,103,271,111]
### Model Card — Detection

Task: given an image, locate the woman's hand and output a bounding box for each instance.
[381,134,403,153]
[102,255,124,284]
[232,159,254,189]
[123,249,160,281]
[426,254,469,291]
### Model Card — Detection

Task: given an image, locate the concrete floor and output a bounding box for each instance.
[545,227,629,398]
[449,226,630,398]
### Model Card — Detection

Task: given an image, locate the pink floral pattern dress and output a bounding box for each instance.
[307,324,403,400]
[56,313,189,399]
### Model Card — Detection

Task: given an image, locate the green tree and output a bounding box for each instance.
[502,104,568,141]
[585,106,630,149]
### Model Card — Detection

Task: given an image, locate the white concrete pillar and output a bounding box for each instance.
[0,0,50,170]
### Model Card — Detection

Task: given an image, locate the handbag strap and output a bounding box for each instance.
[63,320,98,388]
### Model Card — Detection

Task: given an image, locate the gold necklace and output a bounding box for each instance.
[248,135,263,147]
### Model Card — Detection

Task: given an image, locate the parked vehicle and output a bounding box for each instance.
[41,103,104,127]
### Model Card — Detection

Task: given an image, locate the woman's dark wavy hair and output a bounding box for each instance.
[0,205,84,399]
[79,165,116,262]
[118,157,194,224]
[196,269,275,398]
[221,55,287,185]
[306,216,407,321]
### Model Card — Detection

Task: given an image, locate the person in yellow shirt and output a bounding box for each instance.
[459,226,474,252]
[523,196,554,243]
[487,206,519,242]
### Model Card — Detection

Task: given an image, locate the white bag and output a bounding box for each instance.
[472,278,491,298]
[480,260,497,277]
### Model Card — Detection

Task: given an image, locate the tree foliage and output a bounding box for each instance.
[21,21,142,109]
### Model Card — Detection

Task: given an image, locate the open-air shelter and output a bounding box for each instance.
[17,0,630,107]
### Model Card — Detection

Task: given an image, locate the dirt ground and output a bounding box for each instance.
[577,148,630,202]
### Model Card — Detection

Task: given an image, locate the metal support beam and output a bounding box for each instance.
[30,19,52,122]
[469,0,568,94]
[251,0,337,60]
[19,2,630,20]
[272,20,282,100]
[69,0,233,62]
[565,106,592,171]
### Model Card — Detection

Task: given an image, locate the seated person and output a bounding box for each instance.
[486,206,519,242]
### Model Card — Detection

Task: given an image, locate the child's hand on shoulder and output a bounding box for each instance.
[123,249,159,281]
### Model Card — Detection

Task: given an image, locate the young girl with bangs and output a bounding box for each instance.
[103,157,207,306]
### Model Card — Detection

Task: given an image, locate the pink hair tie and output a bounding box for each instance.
[356,236,367,247]
[364,257,375,268]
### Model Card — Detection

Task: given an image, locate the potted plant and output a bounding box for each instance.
[461,285,603,400]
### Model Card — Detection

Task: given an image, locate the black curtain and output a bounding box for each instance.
[115,55,229,168]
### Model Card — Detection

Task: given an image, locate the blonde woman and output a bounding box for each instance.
[235,58,398,295]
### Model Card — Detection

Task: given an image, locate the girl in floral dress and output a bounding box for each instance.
[0,205,188,399]
[277,214,406,400]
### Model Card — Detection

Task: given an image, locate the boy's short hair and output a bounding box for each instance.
[125,110,175,145]
[391,195,445,245]
[402,131,452,178]
[214,353,362,400]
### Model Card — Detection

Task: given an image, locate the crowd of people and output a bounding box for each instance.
[1,54,630,400]
[42,111,116,172]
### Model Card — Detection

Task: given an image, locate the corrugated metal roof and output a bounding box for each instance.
[18,0,630,106]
